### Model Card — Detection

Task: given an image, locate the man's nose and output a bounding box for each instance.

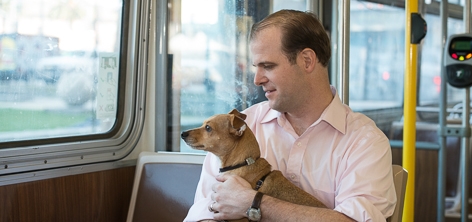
[253,68,267,86]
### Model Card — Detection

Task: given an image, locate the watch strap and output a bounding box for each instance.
[251,191,264,209]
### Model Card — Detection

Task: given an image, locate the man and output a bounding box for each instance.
[185,9,396,222]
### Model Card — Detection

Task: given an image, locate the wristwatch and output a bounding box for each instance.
[246,191,264,221]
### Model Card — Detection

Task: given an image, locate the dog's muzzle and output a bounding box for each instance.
[181,131,189,139]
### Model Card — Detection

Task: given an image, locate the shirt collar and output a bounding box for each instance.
[261,108,280,123]
[259,86,347,134]
[320,86,346,134]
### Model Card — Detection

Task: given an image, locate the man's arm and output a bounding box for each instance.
[259,195,355,222]
[211,174,355,222]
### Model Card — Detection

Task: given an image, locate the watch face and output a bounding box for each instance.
[247,208,261,221]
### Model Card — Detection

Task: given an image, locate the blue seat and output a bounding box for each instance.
[126,152,205,222]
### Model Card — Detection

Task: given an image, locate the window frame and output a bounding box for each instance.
[0,0,149,179]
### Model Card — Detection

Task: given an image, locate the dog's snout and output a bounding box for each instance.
[181,131,189,139]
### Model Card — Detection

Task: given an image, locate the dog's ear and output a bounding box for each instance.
[228,109,247,120]
[229,114,246,136]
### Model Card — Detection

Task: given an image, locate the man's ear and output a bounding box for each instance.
[299,48,317,72]
[229,114,246,136]
[228,108,247,120]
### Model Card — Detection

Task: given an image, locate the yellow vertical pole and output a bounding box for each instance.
[403,1,418,221]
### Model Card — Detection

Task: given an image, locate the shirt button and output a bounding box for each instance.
[297,142,302,146]
[290,175,296,179]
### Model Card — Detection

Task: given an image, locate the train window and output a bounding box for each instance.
[168,0,305,153]
[349,0,467,123]
[419,15,464,105]
[349,1,405,111]
[431,0,465,6]
[0,0,147,177]
[0,0,122,142]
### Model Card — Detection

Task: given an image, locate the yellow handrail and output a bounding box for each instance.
[403,1,419,221]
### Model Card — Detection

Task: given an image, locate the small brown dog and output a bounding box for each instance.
[181,109,326,222]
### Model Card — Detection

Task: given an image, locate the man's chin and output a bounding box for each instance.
[268,100,283,112]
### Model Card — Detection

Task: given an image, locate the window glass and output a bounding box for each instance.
[419,15,464,105]
[349,1,405,111]
[168,0,305,153]
[273,0,306,12]
[429,0,465,5]
[0,0,122,143]
[349,1,468,126]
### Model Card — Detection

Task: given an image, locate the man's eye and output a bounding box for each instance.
[264,65,274,70]
[205,125,212,132]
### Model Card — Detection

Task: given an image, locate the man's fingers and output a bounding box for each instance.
[215,173,228,182]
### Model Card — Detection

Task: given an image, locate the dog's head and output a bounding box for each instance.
[181,109,247,157]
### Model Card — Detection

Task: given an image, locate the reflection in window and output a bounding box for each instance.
[0,0,122,143]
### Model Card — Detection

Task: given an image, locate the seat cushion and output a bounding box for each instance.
[132,162,202,222]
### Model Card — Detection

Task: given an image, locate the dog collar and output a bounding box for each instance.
[219,157,256,173]
[255,171,271,191]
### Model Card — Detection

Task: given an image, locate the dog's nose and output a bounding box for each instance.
[181,131,189,139]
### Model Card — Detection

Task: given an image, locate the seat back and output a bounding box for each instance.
[126,152,205,222]
[387,165,408,222]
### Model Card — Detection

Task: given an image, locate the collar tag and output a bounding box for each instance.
[246,157,255,165]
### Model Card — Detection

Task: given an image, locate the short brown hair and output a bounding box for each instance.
[250,10,331,67]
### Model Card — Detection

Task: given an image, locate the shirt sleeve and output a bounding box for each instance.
[333,131,397,221]
[184,153,221,222]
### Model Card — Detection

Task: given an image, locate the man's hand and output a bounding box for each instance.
[210,174,257,221]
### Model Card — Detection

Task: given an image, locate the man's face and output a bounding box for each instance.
[250,27,306,112]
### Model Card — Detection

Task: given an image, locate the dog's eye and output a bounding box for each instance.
[205,125,212,132]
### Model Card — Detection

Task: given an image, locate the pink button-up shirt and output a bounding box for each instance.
[184,87,396,222]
